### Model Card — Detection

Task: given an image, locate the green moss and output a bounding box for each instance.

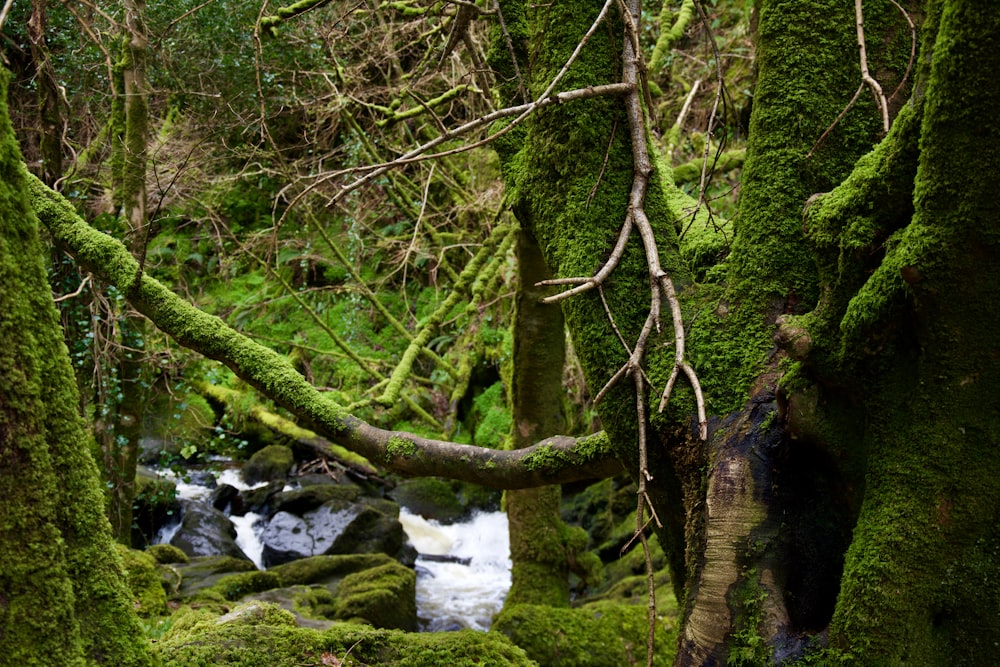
[268,553,398,586]
[495,602,678,666]
[472,381,512,447]
[146,543,190,564]
[213,571,283,601]
[385,435,418,463]
[117,545,170,618]
[0,66,152,666]
[332,562,417,631]
[157,603,534,666]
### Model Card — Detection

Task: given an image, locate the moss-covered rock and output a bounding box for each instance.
[331,561,417,631]
[156,603,535,666]
[213,570,283,601]
[494,601,678,666]
[117,545,169,618]
[146,543,190,564]
[269,553,398,586]
[243,444,295,484]
[173,555,259,600]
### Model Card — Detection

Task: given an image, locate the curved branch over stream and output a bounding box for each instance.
[28,171,621,489]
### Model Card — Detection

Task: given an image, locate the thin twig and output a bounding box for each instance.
[0,0,15,32]
[53,275,91,303]
[886,0,916,106]
[855,0,889,133]
[276,82,630,227]
[288,0,619,217]
[807,83,864,158]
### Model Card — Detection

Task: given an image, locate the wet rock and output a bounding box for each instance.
[211,483,245,515]
[270,484,360,515]
[170,500,252,562]
[260,498,414,568]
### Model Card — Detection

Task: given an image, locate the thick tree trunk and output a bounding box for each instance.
[817,1,1000,661]
[0,67,151,666]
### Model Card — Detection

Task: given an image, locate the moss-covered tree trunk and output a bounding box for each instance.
[0,67,151,666]
[97,0,152,542]
[488,0,983,663]
[504,230,571,607]
[796,1,1000,662]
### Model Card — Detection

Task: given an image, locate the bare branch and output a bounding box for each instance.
[276,82,631,225]
[886,0,916,106]
[0,0,15,32]
[856,0,889,133]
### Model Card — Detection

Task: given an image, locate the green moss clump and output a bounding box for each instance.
[385,435,418,463]
[117,545,169,618]
[243,444,295,484]
[494,602,678,666]
[145,543,190,564]
[332,562,417,631]
[213,571,283,601]
[268,553,397,586]
[472,381,512,447]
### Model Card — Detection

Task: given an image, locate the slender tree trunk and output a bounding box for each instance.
[26,0,64,185]
[504,230,571,607]
[98,0,151,542]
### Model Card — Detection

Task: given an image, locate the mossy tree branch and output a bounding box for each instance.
[29,171,621,489]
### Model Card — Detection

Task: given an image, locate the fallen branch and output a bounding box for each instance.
[29,170,622,490]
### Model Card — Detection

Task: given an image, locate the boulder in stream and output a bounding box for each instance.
[260,497,414,568]
[170,500,252,562]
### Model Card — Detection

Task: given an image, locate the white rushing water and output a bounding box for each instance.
[153,467,512,631]
[230,512,266,569]
[399,509,512,632]
[153,466,270,566]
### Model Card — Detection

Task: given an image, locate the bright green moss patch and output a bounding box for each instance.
[385,435,418,463]
[494,601,678,666]
[214,571,283,601]
[117,545,169,618]
[268,553,396,586]
[146,543,190,564]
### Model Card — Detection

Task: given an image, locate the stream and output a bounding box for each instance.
[154,468,511,631]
